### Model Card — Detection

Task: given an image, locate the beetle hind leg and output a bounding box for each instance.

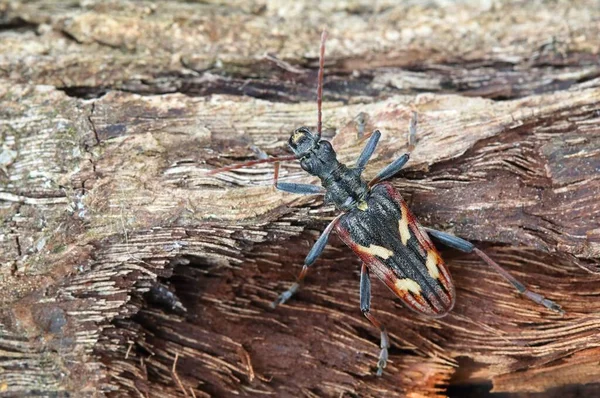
[425,228,564,314]
[360,263,391,376]
[473,247,563,314]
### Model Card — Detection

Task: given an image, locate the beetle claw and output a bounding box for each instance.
[271,283,300,308]
[376,347,388,376]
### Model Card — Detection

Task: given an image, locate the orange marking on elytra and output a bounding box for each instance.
[398,203,411,245]
[425,250,440,279]
[356,244,393,259]
[394,278,422,294]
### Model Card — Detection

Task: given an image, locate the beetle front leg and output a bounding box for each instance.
[273,161,325,195]
[360,263,390,376]
[425,228,564,314]
[355,130,381,172]
[275,182,325,195]
[368,112,417,187]
[271,215,341,308]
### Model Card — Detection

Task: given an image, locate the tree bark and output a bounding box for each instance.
[1,1,600,397]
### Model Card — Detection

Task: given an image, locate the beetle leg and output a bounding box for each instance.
[272,161,324,194]
[252,146,285,192]
[368,153,410,187]
[360,263,390,376]
[368,112,417,186]
[271,215,341,308]
[356,130,381,171]
[276,182,325,195]
[425,228,564,314]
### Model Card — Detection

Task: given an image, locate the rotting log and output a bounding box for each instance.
[1,1,600,397]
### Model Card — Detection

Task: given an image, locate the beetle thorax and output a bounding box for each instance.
[289,127,369,211]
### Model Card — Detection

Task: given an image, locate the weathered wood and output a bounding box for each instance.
[1,1,600,397]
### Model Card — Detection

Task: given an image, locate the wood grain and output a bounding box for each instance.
[1,1,599,397]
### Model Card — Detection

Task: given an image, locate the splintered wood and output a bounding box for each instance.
[1,1,600,397]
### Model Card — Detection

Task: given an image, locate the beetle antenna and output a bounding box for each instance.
[209,31,328,177]
[316,29,327,140]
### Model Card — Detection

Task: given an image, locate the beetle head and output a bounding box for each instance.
[289,127,318,158]
[289,127,337,176]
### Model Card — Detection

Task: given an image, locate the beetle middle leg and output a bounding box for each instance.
[425,228,564,314]
[271,215,341,308]
[360,263,390,376]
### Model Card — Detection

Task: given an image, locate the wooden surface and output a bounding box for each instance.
[1,1,600,397]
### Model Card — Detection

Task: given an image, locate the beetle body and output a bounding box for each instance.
[289,126,455,316]
[336,182,455,317]
[209,31,563,376]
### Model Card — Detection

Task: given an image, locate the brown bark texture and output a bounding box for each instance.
[1,1,600,397]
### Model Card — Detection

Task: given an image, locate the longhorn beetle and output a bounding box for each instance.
[208,31,563,376]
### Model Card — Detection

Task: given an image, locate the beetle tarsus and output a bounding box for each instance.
[272,264,310,308]
[524,291,564,315]
[376,330,390,376]
[361,263,391,376]
[271,282,300,308]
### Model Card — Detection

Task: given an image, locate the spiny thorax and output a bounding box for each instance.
[320,161,369,211]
